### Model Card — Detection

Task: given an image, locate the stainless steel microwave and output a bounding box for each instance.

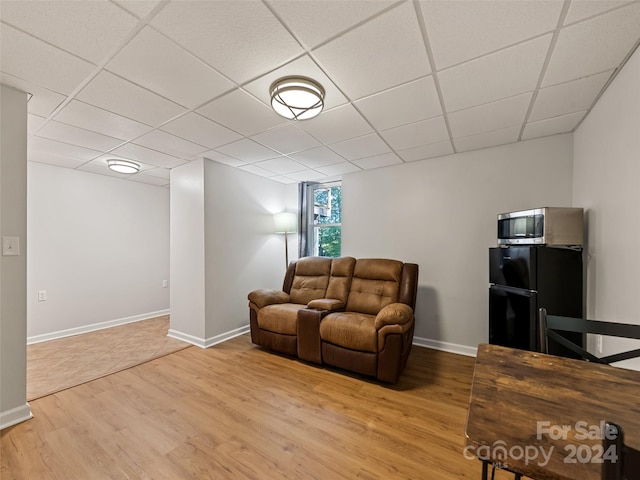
[497,207,584,246]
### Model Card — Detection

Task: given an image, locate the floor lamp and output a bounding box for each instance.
[274,212,297,270]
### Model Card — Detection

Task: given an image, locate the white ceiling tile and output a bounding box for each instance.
[355,76,442,131]
[530,70,612,122]
[215,139,280,164]
[76,161,132,179]
[204,151,249,168]
[297,104,373,145]
[239,164,278,178]
[161,113,241,149]
[352,153,403,170]
[316,162,361,176]
[380,116,450,150]
[251,124,321,154]
[76,71,186,127]
[564,1,632,25]
[313,2,430,100]
[53,100,151,140]
[329,134,390,161]
[1,74,67,117]
[397,141,454,162]
[0,24,95,95]
[28,114,47,134]
[268,0,395,49]
[439,35,551,113]
[106,27,234,109]
[522,111,586,140]
[0,0,138,63]
[543,2,640,86]
[448,93,533,138]
[421,0,562,69]
[243,54,348,111]
[28,152,87,169]
[125,173,170,186]
[133,130,208,158]
[455,126,521,153]
[198,89,286,136]
[35,121,124,152]
[289,146,346,168]
[142,167,171,180]
[110,143,184,168]
[254,157,307,175]
[111,0,162,19]
[269,175,299,184]
[285,169,329,181]
[151,1,303,84]
[29,137,102,161]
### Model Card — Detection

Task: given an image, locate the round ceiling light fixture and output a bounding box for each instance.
[270,76,325,120]
[107,159,140,174]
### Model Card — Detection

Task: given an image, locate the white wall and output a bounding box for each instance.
[573,45,640,369]
[170,158,290,346]
[27,162,170,342]
[0,84,31,429]
[343,134,574,354]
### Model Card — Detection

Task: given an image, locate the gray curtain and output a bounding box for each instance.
[298,181,317,258]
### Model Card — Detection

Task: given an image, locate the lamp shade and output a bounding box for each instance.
[274,212,297,233]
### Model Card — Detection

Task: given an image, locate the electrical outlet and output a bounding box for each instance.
[38,290,47,302]
[596,334,603,354]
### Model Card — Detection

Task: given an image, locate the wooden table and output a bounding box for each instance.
[465,344,640,480]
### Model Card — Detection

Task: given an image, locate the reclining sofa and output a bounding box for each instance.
[248,256,419,383]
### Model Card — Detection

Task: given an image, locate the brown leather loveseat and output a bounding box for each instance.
[248,256,419,383]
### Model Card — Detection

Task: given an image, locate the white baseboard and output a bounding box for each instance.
[27,309,171,345]
[0,403,32,430]
[413,336,478,357]
[168,324,250,349]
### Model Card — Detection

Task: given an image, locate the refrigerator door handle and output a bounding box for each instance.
[490,284,536,296]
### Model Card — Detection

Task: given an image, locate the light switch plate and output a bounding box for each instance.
[2,236,20,256]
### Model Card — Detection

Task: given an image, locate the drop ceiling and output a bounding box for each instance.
[1,0,639,187]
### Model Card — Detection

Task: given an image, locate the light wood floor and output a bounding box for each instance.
[27,315,189,400]
[3,335,520,479]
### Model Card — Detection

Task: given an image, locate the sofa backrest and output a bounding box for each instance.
[325,256,356,303]
[346,259,404,315]
[288,256,332,304]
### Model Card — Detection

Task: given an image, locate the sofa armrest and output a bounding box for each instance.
[307,298,345,312]
[248,289,290,309]
[374,303,414,330]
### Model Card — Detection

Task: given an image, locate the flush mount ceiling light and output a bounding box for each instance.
[270,76,325,120]
[107,159,140,174]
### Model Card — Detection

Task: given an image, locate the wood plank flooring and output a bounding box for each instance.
[27,315,189,400]
[3,335,522,479]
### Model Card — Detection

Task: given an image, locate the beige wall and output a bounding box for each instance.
[342,134,574,354]
[573,45,640,369]
[169,158,290,346]
[0,84,31,429]
[27,162,170,342]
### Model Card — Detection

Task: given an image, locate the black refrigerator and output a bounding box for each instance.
[489,246,583,356]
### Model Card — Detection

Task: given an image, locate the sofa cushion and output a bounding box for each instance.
[346,259,403,315]
[325,256,356,303]
[258,303,308,335]
[289,256,332,304]
[319,312,377,353]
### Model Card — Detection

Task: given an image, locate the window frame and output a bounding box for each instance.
[305,180,342,258]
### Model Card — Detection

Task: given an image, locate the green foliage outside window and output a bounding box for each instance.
[314,185,341,257]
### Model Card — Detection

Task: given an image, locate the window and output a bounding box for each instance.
[301,181,342,257]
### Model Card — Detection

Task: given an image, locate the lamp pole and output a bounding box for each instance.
[284,230,289,269]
